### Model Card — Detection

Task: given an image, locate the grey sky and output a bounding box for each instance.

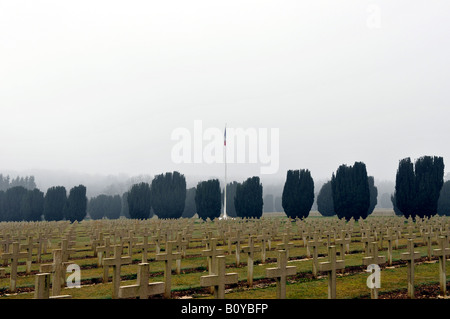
[1,0,449,186]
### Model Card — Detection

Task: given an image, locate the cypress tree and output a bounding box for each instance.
[151,171,186,219]
[414,156,444,218]
[4,186,29,221]
[331,162,370,221]
[395,156,444,219]
[394,158,417,219]
[27,188,44,221]
[64,185,87,222]
[182,187,197,218]
[195,179,221,221]
[437,180,450,216]
[88,195,108,220]
[127,183,152,219]
[105,195,122,220]
[0,191,4,221]
[282,169,315,219]
[367,176,378,216]
[234,176,263,219]
[317,181,335,217]
[44,186,67,221]
[121,191,130,218]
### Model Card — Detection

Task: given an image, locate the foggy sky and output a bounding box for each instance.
[1,0,449,186]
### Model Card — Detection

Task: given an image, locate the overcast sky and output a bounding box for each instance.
[1,0,449,185]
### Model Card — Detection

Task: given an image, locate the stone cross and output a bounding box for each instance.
[433,235,450,296]
[34,273,71,299]
[319,245,345,299]
[400,239,421,299]
[225,230,235,255]
[276,234,294,259]
[231,230,243,266]
[155,241,181,298]
[152,232,163,254]
[383,228,397,266]
[361,234,375,257]
[266,250,297,299]
[362,242,386,299]
[90,231,104,258]
[405,225,416,240]
[202,231,214,248]
[174,232,189,258]
[308,232,323,278]
[200,256,238,299]
[103,245,132,299]
[323,230,334,247]
[363,242,386,266]
[61,239,76,262]
[136,235,155,263]
[173,233,187,274]
[96,236,114,266]
[257,230,270,263]
[118,263,165,299]
[40,249,71,296]
[422,229,434,261]
[0,234,14,267]
[2,242,29,292]
[241,235,261,287]
[202,238,225,275]
[123,230,138,257]
[35,233,47,263]
[20,236,34,274]
[335,230,351,259]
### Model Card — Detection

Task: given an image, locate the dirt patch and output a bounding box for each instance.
[376,282,450,299]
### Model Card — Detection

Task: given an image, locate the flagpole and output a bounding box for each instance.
[223,123,228,220]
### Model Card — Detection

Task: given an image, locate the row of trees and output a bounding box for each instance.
[0,174,36,191]
[315,156,447,219]
[394,156,445,219]
[88,195,122,220]
[0,185,87,222]
[0,155,447,222]
[124,172,265,221]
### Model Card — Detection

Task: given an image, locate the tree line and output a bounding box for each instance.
[0,185,87,222]
[0,155,448,222]
[0,174,36,191]
[316,156,448,220]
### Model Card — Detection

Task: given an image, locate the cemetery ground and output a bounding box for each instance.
[0,212,449,300]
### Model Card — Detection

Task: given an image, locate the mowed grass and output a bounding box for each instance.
[0,216,448,299]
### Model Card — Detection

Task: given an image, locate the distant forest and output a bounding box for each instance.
[0,174,37,191]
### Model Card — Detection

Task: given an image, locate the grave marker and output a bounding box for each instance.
[103,245,132,299]
[200,256,238,299]
[155,241,181,298]
[266,250,297,299]
[319,245,345,299]
[118,263,165,299]
[400,239,421,299]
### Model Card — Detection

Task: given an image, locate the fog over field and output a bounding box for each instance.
[1,1,449,199]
